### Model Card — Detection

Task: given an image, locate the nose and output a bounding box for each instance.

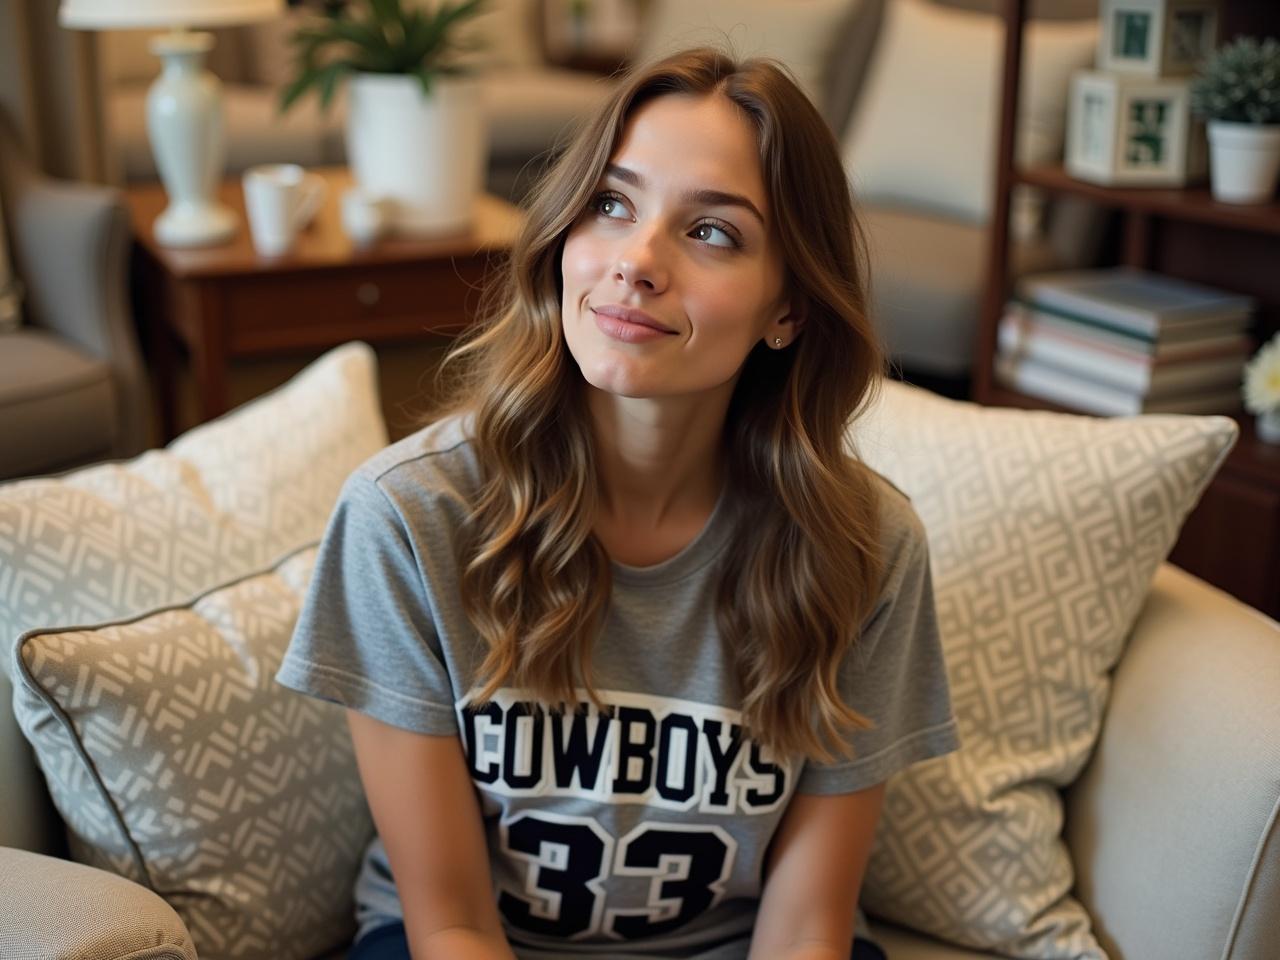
[613,225,669,294]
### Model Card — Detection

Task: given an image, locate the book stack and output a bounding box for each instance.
[995,268,1255,416]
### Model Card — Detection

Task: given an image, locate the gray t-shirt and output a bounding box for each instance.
[275,414,959,959]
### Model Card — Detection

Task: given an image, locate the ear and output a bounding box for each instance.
[768,299,807,347]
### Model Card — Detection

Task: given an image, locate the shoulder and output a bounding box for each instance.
[864,467,929,567]
[340,411,482,528]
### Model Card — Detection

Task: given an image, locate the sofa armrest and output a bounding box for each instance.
[0,846,196,960]
[0,114,151,457]
[1064,562,1280,960]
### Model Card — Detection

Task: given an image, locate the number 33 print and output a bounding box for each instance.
[498,810,738,940]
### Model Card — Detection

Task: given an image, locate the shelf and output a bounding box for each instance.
[1015,165,1280,237]
[979,384,1280,487]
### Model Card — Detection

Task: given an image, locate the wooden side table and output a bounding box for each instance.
[125,168,523,440]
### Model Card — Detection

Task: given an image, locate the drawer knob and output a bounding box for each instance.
[356,283,381,306]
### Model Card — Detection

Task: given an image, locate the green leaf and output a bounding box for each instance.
[318,60,350,110]
[279,0,491,109]
[368,0,400,26]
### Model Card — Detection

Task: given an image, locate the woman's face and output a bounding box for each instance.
[560,93,795,401]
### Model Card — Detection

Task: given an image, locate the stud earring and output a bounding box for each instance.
[773,337,783,347]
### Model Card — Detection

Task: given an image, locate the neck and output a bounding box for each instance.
[587,385,732,529]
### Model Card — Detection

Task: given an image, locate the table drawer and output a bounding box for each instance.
[220,258,493,352]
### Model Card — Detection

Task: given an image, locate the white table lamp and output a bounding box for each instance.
[61,0,284,248]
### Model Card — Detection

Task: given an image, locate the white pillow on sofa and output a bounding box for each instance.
[847,380,1237,956]
[842,0,1096,236]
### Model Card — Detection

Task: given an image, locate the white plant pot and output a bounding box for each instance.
[345,73,488,236]
[1206,120,1280,205]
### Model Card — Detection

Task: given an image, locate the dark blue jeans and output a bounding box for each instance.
[348,922,889,959]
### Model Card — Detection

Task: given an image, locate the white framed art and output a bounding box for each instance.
[1098,0,1220,77]
[1066,69,1207,186]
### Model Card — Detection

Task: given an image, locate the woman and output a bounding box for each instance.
[277,47,959,960]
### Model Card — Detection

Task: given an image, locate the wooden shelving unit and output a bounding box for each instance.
[975,0,1280,618]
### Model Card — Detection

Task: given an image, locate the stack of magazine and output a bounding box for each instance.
[995,268,1255,415]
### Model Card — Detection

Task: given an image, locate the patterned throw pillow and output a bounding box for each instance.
[1,340,385,873]
[0,340,387,669]
[13,546,373,960]
[848,381,1237,956]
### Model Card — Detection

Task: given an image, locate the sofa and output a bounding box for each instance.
[2,342,1277,960]
[95,0,1109,390]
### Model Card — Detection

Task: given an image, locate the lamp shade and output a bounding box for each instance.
[60,0,284,29]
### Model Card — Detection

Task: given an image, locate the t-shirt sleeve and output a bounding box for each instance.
[274,468,460,736]
[796,509,960,795]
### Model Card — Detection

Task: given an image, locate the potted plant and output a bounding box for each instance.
[1190,36,1280,204]
[281,0,491,235]
[1244,331,1280,444]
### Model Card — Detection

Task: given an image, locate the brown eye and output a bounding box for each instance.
[592,191,628,219]
[691,221,739,250]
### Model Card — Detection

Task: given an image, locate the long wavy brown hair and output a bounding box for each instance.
[431,47,887,762]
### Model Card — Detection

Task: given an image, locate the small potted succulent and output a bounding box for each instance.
[1243,331,1280,444]
[281,0,491,235]
[1190,36,1280,204]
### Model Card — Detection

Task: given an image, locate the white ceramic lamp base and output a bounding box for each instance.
[147,30,237,248]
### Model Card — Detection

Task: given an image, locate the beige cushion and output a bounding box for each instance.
[843,0,1096,236]
[847,381,1237,956]
[14,545,372,960]
[634,0,862,110]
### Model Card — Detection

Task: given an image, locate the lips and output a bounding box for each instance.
[589,303,677,334]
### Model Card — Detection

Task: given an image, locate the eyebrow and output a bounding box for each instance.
[603,163,766,228]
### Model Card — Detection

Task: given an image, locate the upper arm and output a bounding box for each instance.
[748,783,887,958]
[346,709,506,947]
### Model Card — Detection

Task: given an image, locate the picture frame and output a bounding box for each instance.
[1098,0,1220,77]
[1066,70,1207,186]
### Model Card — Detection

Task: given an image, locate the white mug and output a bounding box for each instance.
[242,164,327,256]
[340,188,395,247]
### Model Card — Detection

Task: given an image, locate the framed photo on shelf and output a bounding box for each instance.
[1098,0,1220,77]
[1066,70,1206,186]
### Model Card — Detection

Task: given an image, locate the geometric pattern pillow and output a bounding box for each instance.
[848,380,1237,958]
[12,546,373,960]
[0,340,387,673]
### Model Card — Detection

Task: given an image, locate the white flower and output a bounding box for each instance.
[1243,332,1280,414]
